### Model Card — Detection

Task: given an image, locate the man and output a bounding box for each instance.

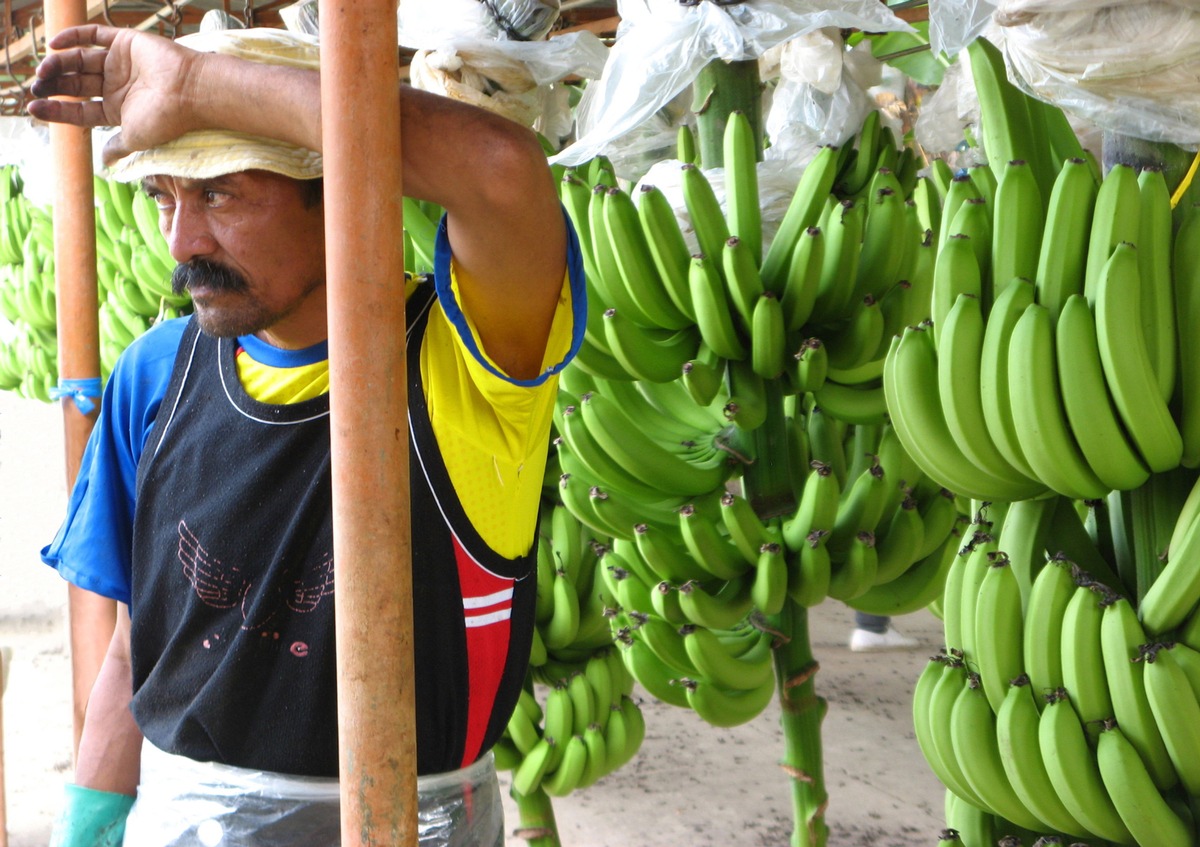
[31,21,583,846]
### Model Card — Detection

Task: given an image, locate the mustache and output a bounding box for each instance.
[171,259,249,296]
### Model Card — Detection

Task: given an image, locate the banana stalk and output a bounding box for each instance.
[742,378,797,520]
[771,602,830,847]
[508,785,562,847]
[691,59,763,170]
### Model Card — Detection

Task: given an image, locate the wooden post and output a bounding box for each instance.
[43,0,117,759]
[318,3,417,845]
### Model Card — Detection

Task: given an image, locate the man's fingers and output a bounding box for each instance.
[100,131,132,167]
[29,73,105,101]
[45,24,120,51]
[35,46,109,80]
[26,98,111,129]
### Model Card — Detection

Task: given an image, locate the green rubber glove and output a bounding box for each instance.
[49,783,135,847]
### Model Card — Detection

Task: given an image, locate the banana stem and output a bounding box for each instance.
[692,59,763,169]
[509,786,561,847]
[770,601,830,847]
[743,378,797,520]
[1128,468,1192,605]
[1101,131,1194,193]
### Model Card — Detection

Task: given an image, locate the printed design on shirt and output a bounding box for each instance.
[462,586,514,628]
[177,520,336,632]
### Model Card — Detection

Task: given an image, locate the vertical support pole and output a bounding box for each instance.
[318,3,417,845]
[0,649,7,847]
[44,0,116,759]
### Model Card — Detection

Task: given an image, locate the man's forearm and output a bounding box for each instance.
[188,53,322,153]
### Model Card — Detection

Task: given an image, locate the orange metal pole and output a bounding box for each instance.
[43,0,117,759]
[318,2,417,844]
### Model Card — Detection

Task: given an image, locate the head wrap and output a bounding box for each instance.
[109,27,324,182]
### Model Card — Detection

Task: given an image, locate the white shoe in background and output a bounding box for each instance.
[849,626,919,652]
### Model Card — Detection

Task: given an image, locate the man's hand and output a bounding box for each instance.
[28,25,199,165]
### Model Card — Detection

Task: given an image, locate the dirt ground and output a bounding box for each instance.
[0,389,947,846]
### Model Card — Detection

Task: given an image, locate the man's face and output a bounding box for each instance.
[144,170,327,347]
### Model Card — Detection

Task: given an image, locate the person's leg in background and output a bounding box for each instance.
[849,610,918,652]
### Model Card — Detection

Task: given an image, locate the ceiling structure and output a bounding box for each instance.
[0,0,620,114]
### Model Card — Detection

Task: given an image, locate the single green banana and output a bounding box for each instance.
[1096,721,1193,847]
[636,183,695,320]
[1174,204,1200,468]
[1094,241,1183,473]
[577,722,609,788]
[677,503,753,581]
[853,185,908,302]
[990,159,1043,301]
[780,225,824,331]
[967,38,1041,190]
[688,252,747,361]
[840,110,884,197]
[1083,163,1141,303]
[827,530,878,602]
[930,234,982,350]
[1037,687,1133,845]
[1007,302,1109,500]
[937,292,1044,492]
[720,491,771,563]
[750,292,787,379]
[810,200,864,324]
[972,553,1025,714]
[681,674,775,728]
[722,235,765,332]
[541,732,588,797]
[1144,643,1200,797]
[680,162,731,267]
[937,172,982,253]
[790,337,828,395]
[1034,157,1098,320]
[511,736,557,797]
[682,624,773,692]
[619,637,689,708]
[1135,167,1176,403]
[810,379,887,427]
[1099,596,1177,790]
[949,673,1047,832]
[603,186,691,330]
[723,109,762,267]
[823,294,885,373]
[995,676,1091,838]
[676,575,754,631]
[1060,581,1115,733]
[761,144,840,291]
[978,277,1040,482]
[1020,551,1075,709]
[924,658,991,810]
[601,308,700,384]
[1055,294,1151,493]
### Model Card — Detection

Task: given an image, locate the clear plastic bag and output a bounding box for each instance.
[397,0,561,43]
[927,0,997,58]
[552,0,914,167]
[398,0,607,127]
[122,743,504,847]
[762,29,876,166]
[994,0,1200,146]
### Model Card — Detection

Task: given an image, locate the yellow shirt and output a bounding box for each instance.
[234,268,574,557]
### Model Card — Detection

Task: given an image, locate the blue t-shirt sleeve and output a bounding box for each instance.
[41,318,189,604]
[432,206,586,387]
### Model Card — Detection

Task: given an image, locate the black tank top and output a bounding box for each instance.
[131,286,538,777]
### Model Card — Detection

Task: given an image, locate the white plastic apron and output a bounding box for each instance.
[123,743,504,847]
